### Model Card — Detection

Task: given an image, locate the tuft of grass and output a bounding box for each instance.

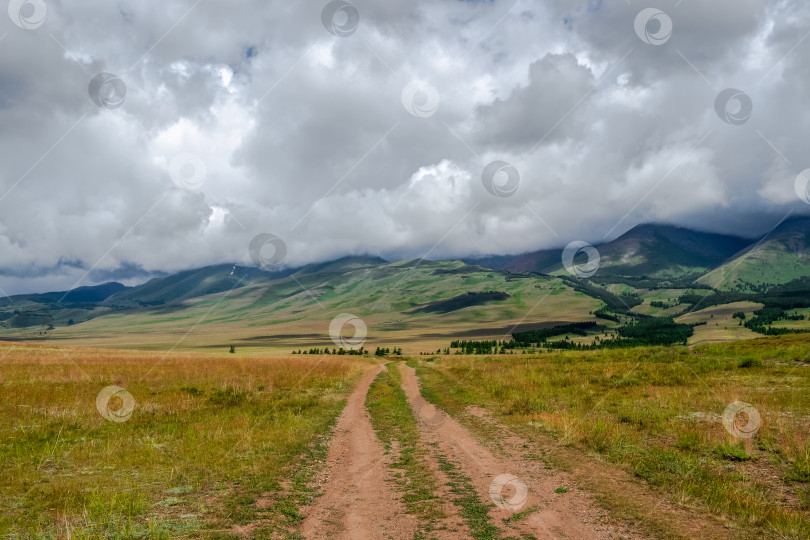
[675,431,703,451]
[713,442,752,462]
[784,448,810,483]
[207,386,248,406]
[799,486,810,510]
[501,504,538,525]
[738,357,763,368]
[554,486,569,494]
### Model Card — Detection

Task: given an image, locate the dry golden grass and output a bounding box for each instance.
[0,341,369,538]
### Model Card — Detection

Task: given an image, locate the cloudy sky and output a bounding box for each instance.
[2,0,810,294]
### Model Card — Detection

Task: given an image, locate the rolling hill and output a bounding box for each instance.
[103,264,288,307]
[0,258,602,350]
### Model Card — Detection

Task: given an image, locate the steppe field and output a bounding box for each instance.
[3,334,809,539]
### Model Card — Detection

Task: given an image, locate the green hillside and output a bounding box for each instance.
[104,264,286,307]
[6,220,810,351]
[0,259,603,351]
[699,217,810,291]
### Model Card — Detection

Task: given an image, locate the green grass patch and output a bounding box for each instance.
[713,442,752,462]
[785,448,810,483]
[432,443,500,540]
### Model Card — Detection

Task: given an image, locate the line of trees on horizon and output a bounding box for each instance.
[291,346,403,356]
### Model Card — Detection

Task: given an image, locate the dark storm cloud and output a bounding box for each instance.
[474,53,595,150]
[0,0,808,294]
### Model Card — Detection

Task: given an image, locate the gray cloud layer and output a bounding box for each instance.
[1,0,809,293]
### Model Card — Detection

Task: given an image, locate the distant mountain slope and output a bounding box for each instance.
[101,256,386,308]
[103,264,287,307]
[469,224,751,278]
[698,217,810,291]
[294,255,387,275]
[593,224,751,277]
[1,258,606,348]
[0,282,128,306]
[468,249,560,274]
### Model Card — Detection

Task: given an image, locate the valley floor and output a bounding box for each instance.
[2,335,809,538]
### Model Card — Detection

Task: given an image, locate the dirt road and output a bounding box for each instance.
[300,365,418,539]
[399,364,631,539]
[297,362,736,539]
[299,363,632,539]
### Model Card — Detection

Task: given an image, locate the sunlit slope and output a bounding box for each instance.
[27,260,600,351]
[675,301,762,345]
[698,217,810,291]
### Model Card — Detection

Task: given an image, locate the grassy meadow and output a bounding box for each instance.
[0,343,367,538]
[677,301,763,345]
[0,261,600,355]
[699,242,810,291]
[5,327,810,538]
[415,334,810,538]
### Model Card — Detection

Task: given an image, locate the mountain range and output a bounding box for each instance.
[468,223,752,278]
[2,218,810,349]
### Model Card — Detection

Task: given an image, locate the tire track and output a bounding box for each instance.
[300,365,418,539]
[400,363,637,539]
